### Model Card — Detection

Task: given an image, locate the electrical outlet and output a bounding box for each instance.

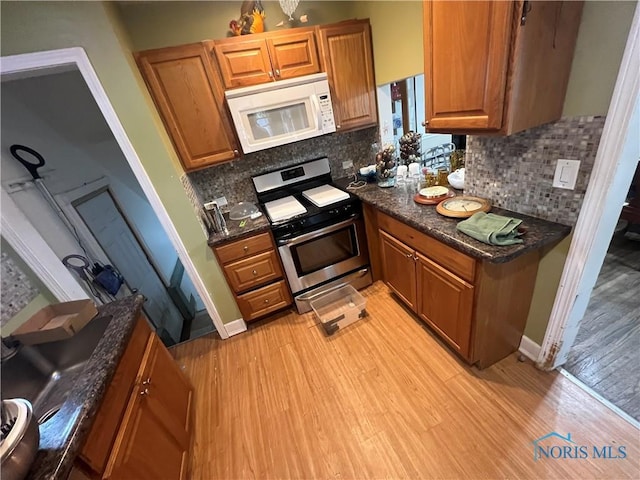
[214,196,228,207]
[342,160,353,170]
[553,159,580,190]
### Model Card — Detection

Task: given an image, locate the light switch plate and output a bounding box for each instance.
[214,196,228,207]
[553,159,580,190]
[342,160,353,170]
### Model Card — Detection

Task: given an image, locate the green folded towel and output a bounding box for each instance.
[457,212,524,246]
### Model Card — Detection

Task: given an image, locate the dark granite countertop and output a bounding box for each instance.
[26,295,145,480]
[337,179,571,263]
[207,210,270,247]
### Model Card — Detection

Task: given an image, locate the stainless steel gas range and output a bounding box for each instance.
[252,157,372,313]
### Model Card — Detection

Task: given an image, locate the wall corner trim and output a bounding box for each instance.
[518,335,541,361]
[224,318,247,337]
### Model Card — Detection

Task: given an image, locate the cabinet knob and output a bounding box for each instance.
[405,253,413,258]
[140,388,149,396]
[243,246,249,252]
[421,121,429,127]
[252,269,258,276]
[275,69,280,77]
[268,71,274,78]
[336,125,341,129]
[233,149,239,156]
[264,299,270,304]
[142,378,151,386]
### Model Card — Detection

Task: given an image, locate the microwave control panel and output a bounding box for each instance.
[317,93,336,133]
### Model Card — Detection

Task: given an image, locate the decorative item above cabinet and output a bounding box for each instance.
[423,0,584,135]
[136,42,240,172]
[213,26,321,89]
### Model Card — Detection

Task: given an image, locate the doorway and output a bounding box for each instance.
[2,49,228,339]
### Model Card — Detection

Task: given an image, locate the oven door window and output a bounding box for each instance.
[291,226,357,276]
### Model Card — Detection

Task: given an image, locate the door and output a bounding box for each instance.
[380,231,417,311]
[136,42,240,170]
[417,252,474,358]
[318,20,377,132]
[75,189,184,344]
[423,0,514,130]
[104,335,192,480]
[213,37,274,88]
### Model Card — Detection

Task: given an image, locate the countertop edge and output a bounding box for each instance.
[28,295,146,480]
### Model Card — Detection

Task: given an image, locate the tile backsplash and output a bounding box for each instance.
[1,251,39,326]
[466,116,606,226]
[186,127,378,210]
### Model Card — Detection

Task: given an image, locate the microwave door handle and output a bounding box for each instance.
[311,94,323,130]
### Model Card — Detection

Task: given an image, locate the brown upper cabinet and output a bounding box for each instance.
[423,0,584,134]
[318,19,378,132]
[136,42,240,172]
[213,27,321,89]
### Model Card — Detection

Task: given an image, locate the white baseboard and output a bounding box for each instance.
[224,318,247,337]
[518,335,541,361]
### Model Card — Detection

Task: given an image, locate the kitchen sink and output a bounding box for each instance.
[1,314,112,424]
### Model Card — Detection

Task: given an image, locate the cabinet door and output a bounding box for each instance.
[380,231,417,312]
[318,20,377,132]
[417,253,474,359]
[136,43,240,171]
[267,28,321,80]
[104,335,193,480]
[423,1,514,131]
[213,37,274,88]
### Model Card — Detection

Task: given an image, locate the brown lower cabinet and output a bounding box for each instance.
[373,206,540,368]
[75,314,194,479]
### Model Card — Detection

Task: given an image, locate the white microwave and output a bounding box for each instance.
[225,73,336,153]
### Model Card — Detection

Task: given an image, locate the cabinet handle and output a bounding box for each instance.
[405,253,413,258]
[413,255,418,262]
[142,378,151,386]
[252,269,258,276]
[243,246,249,252]
[336,125,341,129]
[275,69,280,77]
[268,71,273,78]
[520,0,532,26]
[140,388,149,396]
[264,299,270,304]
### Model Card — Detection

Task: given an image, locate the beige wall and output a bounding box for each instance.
[350,1,424,86]
[116,1,356,51]
[562,1,637,117]
[0,1,242,324]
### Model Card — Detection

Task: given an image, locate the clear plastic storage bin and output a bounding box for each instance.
[310,284,367,335]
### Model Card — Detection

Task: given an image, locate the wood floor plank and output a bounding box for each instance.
[173,281,640,479]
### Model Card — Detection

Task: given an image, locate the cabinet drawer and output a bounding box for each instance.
[223,249,283,293]
[215,231,273,264]
[236,280,292,321]
[377,212,475,283]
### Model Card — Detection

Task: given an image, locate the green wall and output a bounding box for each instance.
[350,1,424,86]
[0,1,242,325]
[524,1,636,345]
[116,1,356,51]
[563,1,637,117]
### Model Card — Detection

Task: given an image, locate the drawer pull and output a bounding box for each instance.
[264,299,270,304]
[252,269,258,276]
[243,246,249,252]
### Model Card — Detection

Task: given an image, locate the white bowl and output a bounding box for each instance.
[448,168,465,190]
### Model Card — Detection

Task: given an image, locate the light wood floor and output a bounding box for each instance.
[564,233,640,420]
[173,282,640,479]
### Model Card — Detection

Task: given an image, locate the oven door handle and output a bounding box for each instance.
[277,215,358,246]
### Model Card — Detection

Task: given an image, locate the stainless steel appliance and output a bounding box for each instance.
[252,157,372,313]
